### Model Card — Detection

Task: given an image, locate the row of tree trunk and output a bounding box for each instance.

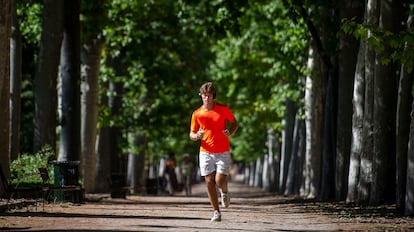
[248,0,414,216]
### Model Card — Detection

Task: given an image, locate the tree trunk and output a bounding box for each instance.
[10,0,22,161]
[80,37,103,193]
[295,119,306,195]
[279,98,296,193]
[347,40,365,203]
[0,0,11,181]
[358,0,378,204]
[254,156,263,188]
[95,127,111,192]
[94,78,110,192]
[303,47,324,199]
[127,134,146,194]
[248,161,255,187]
[108,81,126,197]
[406,100,414,216]
[262,153,270,191]
[320,69,337,201]
[80,1,106,193]
[285,116,300,195]
[34,0,63,153]
[266,128,278,193]
[396,12,414,211]
[319,2,339,201]
[370,0,402,205]
[59,0,80,162]
[335,0,364,201]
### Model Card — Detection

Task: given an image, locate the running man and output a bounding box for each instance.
[189,82,238,222]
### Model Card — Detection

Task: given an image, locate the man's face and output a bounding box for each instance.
[201,93,214,105]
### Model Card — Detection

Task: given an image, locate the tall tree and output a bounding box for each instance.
[347,37,365,203]
[80,1,106,193]
[335,0,364,201]
[370,0,403,205]
[397,9,414,212]
[0,0,12,181]
[289,0,335,200]
[279,98,296,193]
[317,1,339,201]
[406,99,414,216]
[303,47,324,198]
[359,0,378,204]
[10,0,22,161]
[58,0,80,162]
[127,134,146,193]
[95,80,111,193]
[34,0,63,153]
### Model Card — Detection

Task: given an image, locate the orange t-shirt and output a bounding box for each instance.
[190,103,235,153]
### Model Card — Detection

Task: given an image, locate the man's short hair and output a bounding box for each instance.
[199,82,216,99]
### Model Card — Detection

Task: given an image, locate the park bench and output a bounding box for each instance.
[38,167,83,203]
[0,166,47,199]
[0,166,48,210]
[0,165,83,204]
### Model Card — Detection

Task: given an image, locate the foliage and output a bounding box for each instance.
[17,0,43,44]
[341,4,414,73]
[88,0,310,163]
[208,0,308,161]
[16,0,43,154]
[14,0,310,163]
[98,0,214,158]
[10,145,55,185]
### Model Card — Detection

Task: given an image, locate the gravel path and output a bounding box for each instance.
[1,182,413,231]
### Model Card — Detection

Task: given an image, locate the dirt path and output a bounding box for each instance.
[1,182,413,231]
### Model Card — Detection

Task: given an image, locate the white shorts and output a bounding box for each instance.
[199,151,231,176]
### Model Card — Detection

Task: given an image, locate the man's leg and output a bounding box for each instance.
[216,173,230,208]
[205,172,219,210]
[215,173,228,193]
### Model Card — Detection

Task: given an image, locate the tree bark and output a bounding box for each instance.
[59,0,80,162]
[254,156,263,188]
[335,0,364,201]
[279,98,296,193]
[95,78,110,193]
[80,37,103,192]
[396,11,414,211]
[266,128,278,193]
[370,0,403,205]
[406,100,414,215]
[127,134,146,194]
[0,0,11,181]
[81,1,106,193]
[286,116,300,195]
[347,40,365,203]
[34,0,63,153]
[303,47,324,198]
[357,0,378,204]
[321,70,337,201]
[10,0,22,161]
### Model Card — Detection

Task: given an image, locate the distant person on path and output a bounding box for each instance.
[180,153,194,196]
[189,82,238,222]
[165,152,178,195]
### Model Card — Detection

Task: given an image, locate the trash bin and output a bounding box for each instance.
[110,173,127,198]
[146,178,158,195]
[51,160,81,203]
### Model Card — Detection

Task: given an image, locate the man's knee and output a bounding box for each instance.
[204,173,216,186]
[215,174,227,186]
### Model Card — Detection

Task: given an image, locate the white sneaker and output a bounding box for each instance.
[211,210,221,222]
[221,192,230,208]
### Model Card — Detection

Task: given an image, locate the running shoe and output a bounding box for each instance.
[211,210,221,222]
[221,192,230,208]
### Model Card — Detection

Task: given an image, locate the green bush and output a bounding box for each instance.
[10,145,55,185]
